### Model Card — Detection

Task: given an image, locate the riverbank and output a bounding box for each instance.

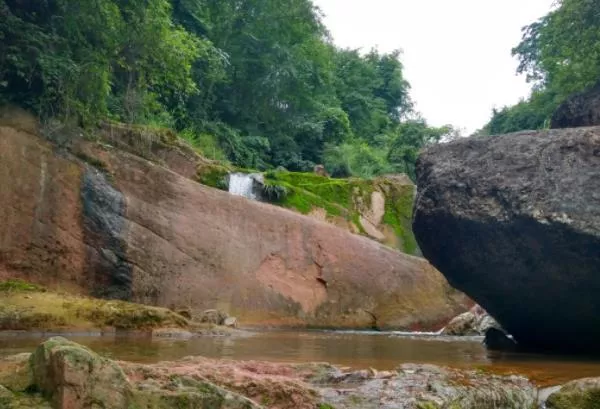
[0,280,233,336]
[0,337,541,409]
[4,336,600,408]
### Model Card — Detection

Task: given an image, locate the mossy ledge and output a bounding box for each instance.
[0,279,192,332]
[262,171,420,255]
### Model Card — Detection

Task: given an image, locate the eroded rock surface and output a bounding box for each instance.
[413,126,600,351]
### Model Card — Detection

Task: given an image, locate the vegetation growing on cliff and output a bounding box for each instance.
[480,0,600,134]
[262,171,419,254]
[0,0,453,180]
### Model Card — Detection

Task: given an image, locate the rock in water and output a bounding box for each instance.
[30,337,132,408]
[413,127,600,352]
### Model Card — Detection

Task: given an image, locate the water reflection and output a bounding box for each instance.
[1,330,600,385]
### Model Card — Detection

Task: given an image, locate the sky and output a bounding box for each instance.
[313,0,555,134]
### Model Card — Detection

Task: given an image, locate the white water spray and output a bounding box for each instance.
[228,173,263,200]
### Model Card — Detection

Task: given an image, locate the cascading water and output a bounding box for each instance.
[228,173,263,200]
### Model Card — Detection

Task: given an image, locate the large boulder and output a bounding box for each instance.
[413,127,600,352]
[551,83,600,129]
[0,110,469,330]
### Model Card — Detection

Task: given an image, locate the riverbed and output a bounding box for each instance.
[2,330,599,386]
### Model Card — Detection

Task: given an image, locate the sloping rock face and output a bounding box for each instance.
[413,127,600,351]
[0,112,469,330]
[551,83,600,129]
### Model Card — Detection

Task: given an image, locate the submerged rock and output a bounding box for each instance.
[413,126,600,352]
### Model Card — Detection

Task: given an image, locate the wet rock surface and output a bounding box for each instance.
[442,305,502,336]
[413,127,600,352]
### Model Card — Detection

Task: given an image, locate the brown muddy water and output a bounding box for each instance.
[1,330,600,386]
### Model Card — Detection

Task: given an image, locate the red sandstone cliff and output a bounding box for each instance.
[0,111,469,329]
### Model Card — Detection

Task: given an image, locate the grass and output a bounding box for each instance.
[0,280,189,331]
[0,280,46,293]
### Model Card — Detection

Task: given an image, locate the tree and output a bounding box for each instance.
[481,0,600,134]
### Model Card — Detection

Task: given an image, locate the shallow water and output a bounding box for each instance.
[2,330,600,386]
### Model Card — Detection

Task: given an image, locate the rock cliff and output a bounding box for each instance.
[413,126,600,351]
[0,109,468,330]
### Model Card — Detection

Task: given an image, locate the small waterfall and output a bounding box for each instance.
[228,173,263,200]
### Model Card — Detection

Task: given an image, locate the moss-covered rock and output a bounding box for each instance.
[196,162,232,191]
[0,280,189,331]
[0,354,32,393]
[30,337,132,409]
[262,171,419,254]
[27,338,263,409]
[546,378,600,409]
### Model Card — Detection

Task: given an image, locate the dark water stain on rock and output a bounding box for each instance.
[81,168,132,300]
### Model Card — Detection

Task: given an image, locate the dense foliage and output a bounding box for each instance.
[480,0,600,135]
[0,0,451,179]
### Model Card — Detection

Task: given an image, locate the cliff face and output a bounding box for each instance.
[413,126,600,351]
[0,112,469,329]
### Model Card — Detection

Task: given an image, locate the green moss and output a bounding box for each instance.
[196,164,231,191]
[0,280,45,293]
[317,404,336,409]
[264,171,361,218]
[546,386,600,409]
[264,171,421,255]
[380,182,420,255]
[0,282,188,331]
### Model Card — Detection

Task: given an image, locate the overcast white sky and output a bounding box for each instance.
[313,0,555,134]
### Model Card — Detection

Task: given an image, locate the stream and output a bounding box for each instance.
[2,330,600,387]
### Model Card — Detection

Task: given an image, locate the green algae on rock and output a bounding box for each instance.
[546,378,600,409]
